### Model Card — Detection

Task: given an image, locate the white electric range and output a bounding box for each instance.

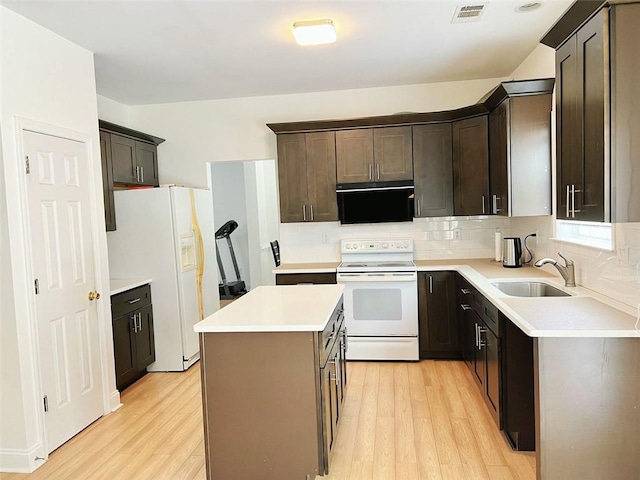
[336,239,418,361]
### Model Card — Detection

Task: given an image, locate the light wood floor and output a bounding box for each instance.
[1,361,535,480]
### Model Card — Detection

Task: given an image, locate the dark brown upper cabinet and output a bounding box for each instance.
[453,116,489,216]
[335,129,373,183]
[489,94,552,217]
[336,126,412,184]
[551,4,640,222]
[98,120,164,231]
[412,123,453,217]
[277,132,338,223]
[555,9,605,221]
[100,131,116,231]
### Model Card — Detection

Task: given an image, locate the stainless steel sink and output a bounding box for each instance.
[491,281,571,297]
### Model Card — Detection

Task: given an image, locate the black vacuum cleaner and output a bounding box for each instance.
[215,220,247,299]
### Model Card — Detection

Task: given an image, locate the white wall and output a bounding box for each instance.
[510,44,556,80]
[128,77,506,188]
[96,94,131,127]
[0,6,115,472]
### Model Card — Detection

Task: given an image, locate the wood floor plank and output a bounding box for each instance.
[395,463,419,480]
[407,362,431,418]
[450,417,491,480]
[352,383,379,462]
[440,464,468,480]
[413,417,443,480]
[421,360,441,387]
[394,363,417,464]
[364,363,381,386]
[425,386,462,466]
[350,461,374,480]
[378,363,395,418]
[349,361,367,385]
[373,416,395,480]
[487,465,517,480]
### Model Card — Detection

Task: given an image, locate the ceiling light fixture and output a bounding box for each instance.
[516,2,543,13]
[292,19,336,46]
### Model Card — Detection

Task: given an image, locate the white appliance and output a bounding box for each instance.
[108,187,219,371]
[337,239,418,361]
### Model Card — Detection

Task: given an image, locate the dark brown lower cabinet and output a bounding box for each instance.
[275,272,336,285]
[418,271,459,359]
[501,312,535,451]
[111,285,156,391]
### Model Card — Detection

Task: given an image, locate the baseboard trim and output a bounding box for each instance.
[0,443,46,473]
[109,389,122,412]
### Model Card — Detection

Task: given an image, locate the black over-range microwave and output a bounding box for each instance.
[336,181,414,224]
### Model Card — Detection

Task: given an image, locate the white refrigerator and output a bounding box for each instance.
[107,187,219,371]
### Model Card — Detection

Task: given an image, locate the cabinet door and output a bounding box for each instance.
[470,310,485,387]
[453,116,489,216]
[110,134,138,184]
[489,102,509,216]
[135,304,155,371]
[99,131,117,231]
[556,35,580,220]
[135,141,159,186]
[306,132,338,222]
[336,129,374,183]
[576,9,606,221]
[484,324,501,426]
[418,272,458,358]
[413,124,453,217]
[277,134,308,222]
[112,313,137,390]
[373,126,413,182]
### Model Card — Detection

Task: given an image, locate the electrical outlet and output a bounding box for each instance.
[454,229,461,240]
[321,232,329,244]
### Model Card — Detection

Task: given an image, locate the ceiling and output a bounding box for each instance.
[2,0,573,106]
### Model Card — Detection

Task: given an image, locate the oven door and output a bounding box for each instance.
[337,271,418,336]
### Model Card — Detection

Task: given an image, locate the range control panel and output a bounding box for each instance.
[341,239,413,253]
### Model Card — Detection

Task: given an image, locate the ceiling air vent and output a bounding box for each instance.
[452,4,487,23]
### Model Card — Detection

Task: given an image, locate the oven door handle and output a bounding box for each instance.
[337,272,417,283]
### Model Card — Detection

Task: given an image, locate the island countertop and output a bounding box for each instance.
[194,284,345,333]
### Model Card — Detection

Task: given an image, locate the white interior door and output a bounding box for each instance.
[24,130,103,453]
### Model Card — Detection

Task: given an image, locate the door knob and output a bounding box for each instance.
[88,291,101,301]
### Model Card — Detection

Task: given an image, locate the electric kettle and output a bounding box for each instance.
[502,237,522,268]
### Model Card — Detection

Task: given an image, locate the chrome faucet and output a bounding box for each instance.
[534,252,576,287]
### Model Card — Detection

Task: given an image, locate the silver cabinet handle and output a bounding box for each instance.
[137,313,142,332]
[566,185,570,218]
[428,275,433,294]
[492,194,500,214]
[481,195,486,214]
[475,323,479,348]
[461,304,472,311]
[416,199,421,217]
[478,325,486,350]
[310,204,314,221]
[369,164,373,181]
[135,165,139,183]
[303,204,307,221]
[128,298,141,304]
[376,164,380,180]
[461,288,471,295]
[572,185,582,217]
[140,166,144,183]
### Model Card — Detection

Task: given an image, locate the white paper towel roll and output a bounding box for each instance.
[495,231,502,262]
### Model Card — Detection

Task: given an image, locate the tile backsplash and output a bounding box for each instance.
[280,216,640,310]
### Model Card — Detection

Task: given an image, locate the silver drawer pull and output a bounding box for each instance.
[461,304,472,311]
[128,298,141,304]
[461,288,471,294]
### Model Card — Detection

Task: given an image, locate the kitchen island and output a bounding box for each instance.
[194,284,345,480]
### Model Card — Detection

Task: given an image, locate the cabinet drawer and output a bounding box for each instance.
[111,284,152,318]
[319,299,344,366]
[482,299,500,337]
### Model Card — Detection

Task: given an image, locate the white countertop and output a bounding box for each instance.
[110,278,153,296]
[194,285,345,333]
[274,259,639,338]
